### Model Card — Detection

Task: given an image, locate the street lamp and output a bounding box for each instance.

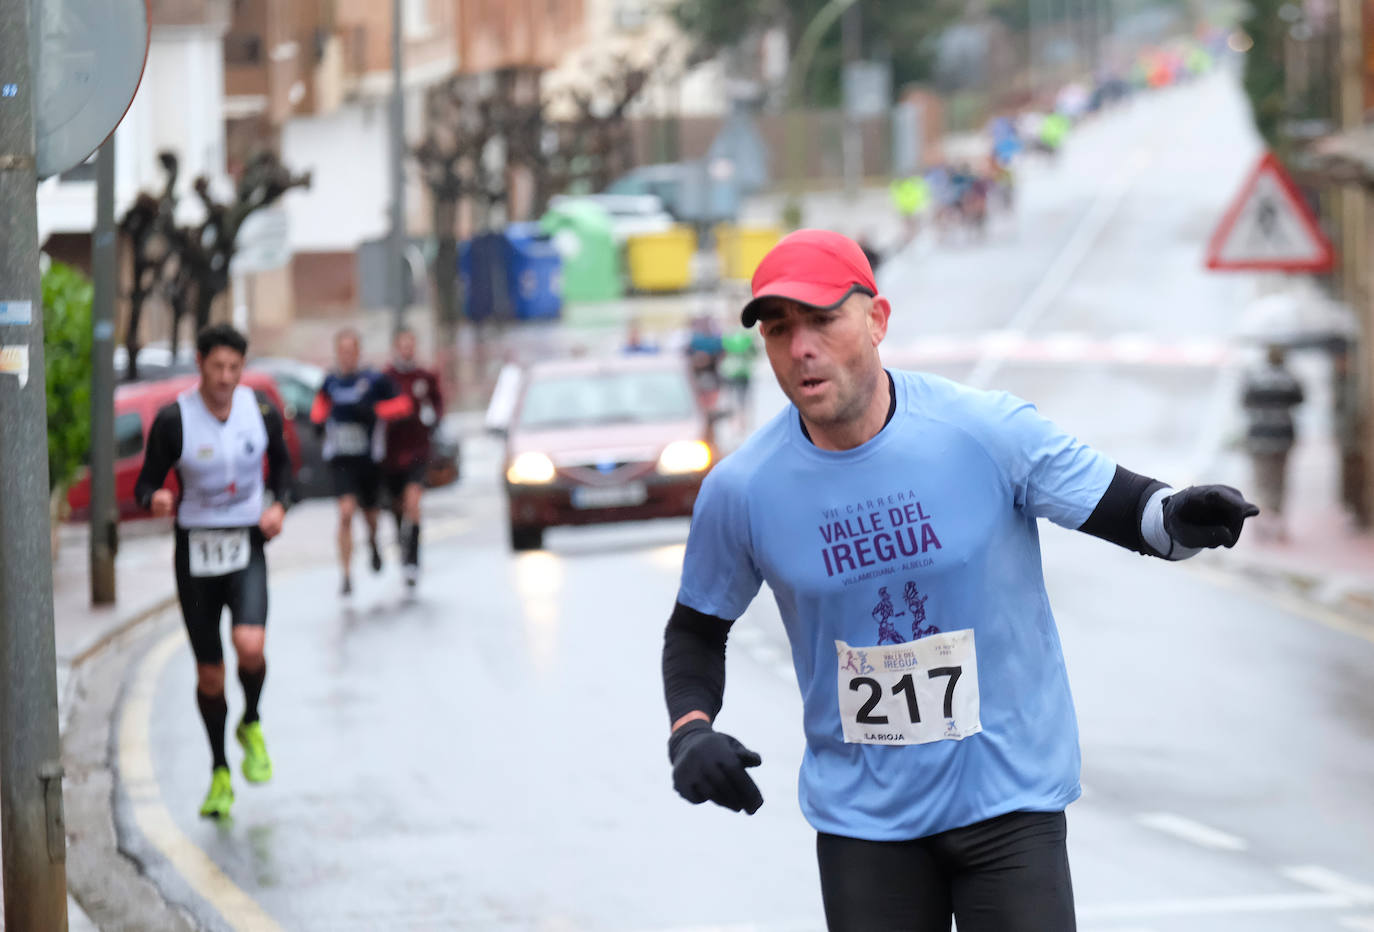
[390,0,407,336]
[784,0,863,220]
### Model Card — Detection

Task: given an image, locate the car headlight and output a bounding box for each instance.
[658,440,712,475]
[506,451,556,484]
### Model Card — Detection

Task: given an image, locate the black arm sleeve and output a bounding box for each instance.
[260,402,295,509]
[1076,465,1168,556]
[134,404,183,511]
[662,601,736,726]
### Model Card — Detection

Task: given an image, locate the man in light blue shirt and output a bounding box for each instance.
[661,230,1258,931]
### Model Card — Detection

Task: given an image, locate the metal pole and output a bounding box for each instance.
[0,0,71,925]
[785,0,862,206]
[389,0,406,337]
[91,136,118,605]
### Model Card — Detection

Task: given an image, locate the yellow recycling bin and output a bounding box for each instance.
[716,225,783,281]
[625,226,697,293]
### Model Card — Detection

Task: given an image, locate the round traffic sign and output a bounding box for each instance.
[36,0,150,179]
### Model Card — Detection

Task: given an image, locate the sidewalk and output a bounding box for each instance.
[1201,436,1374,621]
[0,521,172,930]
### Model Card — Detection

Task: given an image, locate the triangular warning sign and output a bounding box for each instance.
[1205,152,1334,272]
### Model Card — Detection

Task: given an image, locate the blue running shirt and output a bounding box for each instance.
[677,369,1116,841]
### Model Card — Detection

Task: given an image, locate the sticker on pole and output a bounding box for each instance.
[1205,152,1334,272]
[0,345,29,388]
[0,301,33,326]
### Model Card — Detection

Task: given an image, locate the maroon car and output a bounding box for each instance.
[500,355,719,551]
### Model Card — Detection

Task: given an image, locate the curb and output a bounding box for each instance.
[1199,554,1374,635]
[67,595,181,670]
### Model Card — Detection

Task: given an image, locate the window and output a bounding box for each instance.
[403,0,428,37]
[273,378,316,419]
[518,370,696,430]
[115,413,144,460]
[224,34,263,65]
[614,2,649,31]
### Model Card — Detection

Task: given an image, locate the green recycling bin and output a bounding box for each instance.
[539,200,623,303]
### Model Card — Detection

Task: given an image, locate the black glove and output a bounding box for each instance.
[1163,484,1260,549]
[668,720,764,815]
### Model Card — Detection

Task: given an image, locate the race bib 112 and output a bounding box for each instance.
[835,630,982,746]
[188,529,251,577]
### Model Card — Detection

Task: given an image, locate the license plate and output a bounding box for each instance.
[571,482,647,509]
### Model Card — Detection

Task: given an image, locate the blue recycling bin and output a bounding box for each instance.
[458,232,509,322]
[504,226,562,321]
[457,226,563,322]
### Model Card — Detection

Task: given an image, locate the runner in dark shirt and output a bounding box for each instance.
[382,327,444,587]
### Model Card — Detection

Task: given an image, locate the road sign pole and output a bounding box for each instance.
[91,135,118,605]
[389,0,407,337]
[0,0,71,926]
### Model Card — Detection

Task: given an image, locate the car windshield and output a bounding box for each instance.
[518,369,696,429]
[273,366,324,414]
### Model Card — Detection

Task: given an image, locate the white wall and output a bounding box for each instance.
[281,100,391,251]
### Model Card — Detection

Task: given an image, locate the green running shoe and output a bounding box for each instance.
[199,767,234,819]
[235,720,273,783]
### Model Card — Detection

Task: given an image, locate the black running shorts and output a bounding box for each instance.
[382,459,428,508]
[173,526,268,666]
[329,455,382,509]
[816,810,1075,932]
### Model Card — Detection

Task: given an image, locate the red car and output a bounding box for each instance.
[66,372,302,522]
[500,355,721,551]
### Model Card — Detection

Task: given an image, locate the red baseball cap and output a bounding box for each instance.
[740,229,878,328]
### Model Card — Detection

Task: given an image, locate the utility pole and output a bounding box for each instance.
[389,0,407,337]
[784,0,862,213]
[91,136,118,605]
[1335,0,1372,525]
[0,0,71,926]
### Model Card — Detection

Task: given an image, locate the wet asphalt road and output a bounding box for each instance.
[129,69,1374,931]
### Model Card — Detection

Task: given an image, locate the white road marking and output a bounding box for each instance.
[1340,916,1374,930]
[884,331,1237,370]
[1283,865,1374,904]
[1135,811,1249,851]
[426,514,473,541]
[966,148,1152,389]
[1186,562,1374,646]
[118,630,285,931]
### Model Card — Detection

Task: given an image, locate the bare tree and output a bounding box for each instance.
[177,152,311,352]
[530,49,664,200]
[118,151,310,377]
[117,153,181,381]
[414,71,516,393]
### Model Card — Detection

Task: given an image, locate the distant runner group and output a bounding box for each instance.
[137,323,443,819]
[311,327,443,595]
